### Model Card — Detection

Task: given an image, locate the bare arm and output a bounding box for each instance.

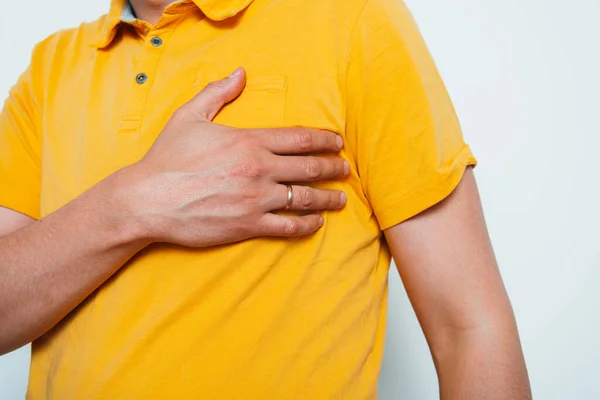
[0,207,34,235]
[0,180,149,354]
[384,168,531,399]
[0,70,348,355]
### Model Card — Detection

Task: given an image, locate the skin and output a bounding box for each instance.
[0,2,532,398]
[131,0,178,24]
[385,168,531,399]
[0,69,349,354]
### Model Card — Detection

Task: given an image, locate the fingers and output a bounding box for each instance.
[252,127,344,155]
[265,184,347,212]
[270,155,349,182]
[258,213,324,237]
[185,68,247,121]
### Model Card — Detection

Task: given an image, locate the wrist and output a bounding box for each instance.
[99,163,156,246]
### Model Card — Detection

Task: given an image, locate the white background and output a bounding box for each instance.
[1,0,599,398]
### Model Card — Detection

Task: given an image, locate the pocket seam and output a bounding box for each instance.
[192,75,287,92]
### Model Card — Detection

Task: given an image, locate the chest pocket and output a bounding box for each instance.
[193,75,287,128]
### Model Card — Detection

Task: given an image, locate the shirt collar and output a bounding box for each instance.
[93,0,255,48]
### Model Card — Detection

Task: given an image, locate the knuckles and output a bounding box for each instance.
[304,157,323,180]
[229,140,268,180]
[292,131,314,150]
[231,160,264,180]
[282,219,300,236]
[238,133,263,151]
[299,188,315,208]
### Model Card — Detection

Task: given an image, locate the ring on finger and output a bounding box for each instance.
[284,185,294,210]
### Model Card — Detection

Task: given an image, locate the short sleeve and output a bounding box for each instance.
[0,57,43,219]
[346,0,477,230]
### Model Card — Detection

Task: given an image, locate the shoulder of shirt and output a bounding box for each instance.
[352,0,408,23]
[31,14,109,62]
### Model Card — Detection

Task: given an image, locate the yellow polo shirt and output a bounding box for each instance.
[0,0,476,398]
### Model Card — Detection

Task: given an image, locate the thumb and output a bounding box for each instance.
[189,68,246,121]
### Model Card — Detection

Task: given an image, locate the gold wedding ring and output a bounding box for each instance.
[284,185,294,210]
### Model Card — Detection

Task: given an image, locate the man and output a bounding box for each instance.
[0,0,531,398]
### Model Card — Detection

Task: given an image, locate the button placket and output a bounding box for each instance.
[151,37,163,47]
[119,23,177,133]
[135,73,148,84]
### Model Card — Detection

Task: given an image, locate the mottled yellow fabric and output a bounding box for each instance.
[0,0,475,398]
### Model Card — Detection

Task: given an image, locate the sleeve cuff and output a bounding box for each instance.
[375,145,477,230]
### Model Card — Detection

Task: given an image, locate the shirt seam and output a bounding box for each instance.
[375,145,476,220]
[342,0,371,202]
[344,0,370,70]
[135,13,187,132]
[343,0,370,118]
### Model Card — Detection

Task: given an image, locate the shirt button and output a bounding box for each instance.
[136,73,148,84]
[151,37,163,47]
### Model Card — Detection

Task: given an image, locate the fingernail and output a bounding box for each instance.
[336,135,344,149]
[229,68,243,78]
[340,192,347,206]
[318,216,324,226]
[344,161,350,175]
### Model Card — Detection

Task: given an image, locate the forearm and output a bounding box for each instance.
[0,167,149,354]
[434,323,531,400]
[385,169,531,399]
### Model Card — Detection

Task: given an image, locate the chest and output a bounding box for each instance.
[39,13,352,216]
